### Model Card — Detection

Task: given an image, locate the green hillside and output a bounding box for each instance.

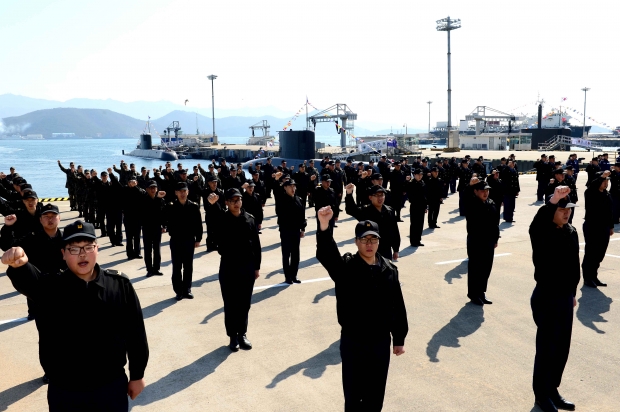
[1,108,145,138]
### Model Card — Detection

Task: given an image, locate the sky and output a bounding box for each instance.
[1,0,618,130]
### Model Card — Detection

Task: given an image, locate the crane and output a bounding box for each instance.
[465,106,526,135]
[307,103,357,148]
[249,120,270,137]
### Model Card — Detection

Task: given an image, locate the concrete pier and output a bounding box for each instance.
[1,175,619,411]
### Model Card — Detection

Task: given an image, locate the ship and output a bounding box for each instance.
[125,121,178,161]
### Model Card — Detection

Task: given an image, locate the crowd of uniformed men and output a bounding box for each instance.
[0,149,619,411]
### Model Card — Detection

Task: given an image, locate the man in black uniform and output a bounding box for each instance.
[142,181,167,277]
[274,179,307,283]
[465,179,500,305]
[389,161,406,221]
[202,175,225,251]
[163,182,203,300]
[262,157,275,199]
[316,209,408,411]
[585,157,600,187]
[208,188,261,352]
[486,169,503,225]
[500,160,520,223]
[292,163,311,208]
[57,160,78,210]
[426,167,443,229]
[242,182,264,232]
[610,162,620,224]
[529,187,579,412]
[405,169,428,247]
[2,220,149,411]
[105,169,124,246]
[312,174,339,230]
[345,183,400,260]
[305,159,319,206]
[457,159,473,216]
[137,167,150,189]
[377,155,390,187]
[472,156,487,180]
[582,171,614,288]
[121,177,144,260]
[534,154,552,202]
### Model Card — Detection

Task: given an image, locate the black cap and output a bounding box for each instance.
[394,161,401,166]
[335,159,341,163]
[431,167,439,172]
[371,173,383,180]
[208,164,214,168]
[555,161,562,166]
[101,171,108,176]
[321,175,332,182]
[175,182,188,191]
[206,174,218,182]
[465,155,471,159]
[237,162,243,166]
[256,162,262,166]
[368,185,387,195]
[381,155,387,158]
[549,155,555,158]
[130,163,135,167]
[225,188,242,200]
[22,189,38,199]
[541,154,547,157]
[500,157,506,161]
[472,181,491,190]
[413,168,423,175]
[477,156,483,161]
[355,220,381,239]
[180,169,188,174]
[147,180,158,188]
[615,162,620,167]
[298,163,305,168]
[461,159,468,164]
[128,176,137,181]
[13,177,26,185]
[283,179,296,187]
[557,199,577,208]
[554,169,565,175]
[327,160,335,165]
[565,165,573,171]
[141,166,147,171]
[63,220,97,244]
[19,183,32,190]
[247,182,256,187]
[230,168,237,172]
[40,203,59,215]
[357,162,364,166]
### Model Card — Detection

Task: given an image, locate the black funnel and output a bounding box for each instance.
[538,104,542,129]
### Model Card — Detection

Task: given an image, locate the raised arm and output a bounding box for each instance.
[315,207,345,281]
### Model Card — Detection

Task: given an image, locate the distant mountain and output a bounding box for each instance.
[0,108,145,138]
[0,93,293,120]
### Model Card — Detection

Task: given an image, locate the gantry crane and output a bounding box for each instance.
[465,106,526,135]
[308,103,357,148]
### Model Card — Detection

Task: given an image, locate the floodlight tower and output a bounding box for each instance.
[581,87,590,137]
[207,74,218,137]
[436,16,461,129]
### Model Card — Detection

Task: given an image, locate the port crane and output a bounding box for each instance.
[307,103,357,149]
[465,106,526,135]
[249,120,270,137]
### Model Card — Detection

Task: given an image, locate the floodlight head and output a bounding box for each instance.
[436,16,461,31]
[207,74,218,81]
[581,87,590,92]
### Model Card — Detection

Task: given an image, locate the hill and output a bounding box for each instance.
[0,108,145,138]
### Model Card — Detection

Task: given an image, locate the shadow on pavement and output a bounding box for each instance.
[443,215,465,224]
[201,284,292,325]
[0,377,44,411]
[142,298,177,320]
[577,286,613,334]
[0,290,20,301]
[0,318,29,333]
[129,346,232,410]
[398,246,419,259]
[312,287,335,304]
[265,257,320,279]
[426,302,485,362]
[444,260,468,284]
[266,341,340,388]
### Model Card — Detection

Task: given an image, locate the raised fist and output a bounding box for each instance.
[1,247,28,268]
[317,206,334,226]
[470,177,480,186]
[406,175,411,181]
[157,191,166,198]
[550,186,571,204]
[310,174,317,181]
[4,214,17,226]
[107,168,113,174]
[242,182,249,189]
[208,193,219,205]
[193,176,199,181]
[345,183,355,194]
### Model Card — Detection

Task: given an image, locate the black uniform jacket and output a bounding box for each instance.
[7,263,149,389]
[163,199,203,242]
[466,194,500,244]
[275,192,307,232]
[584,186,614,229]
[529,204,580,296]
[242,191,264,226]
[345,193,400,256]
[405,179,427,210]
[217,211,261,271]
[316,228,408,345]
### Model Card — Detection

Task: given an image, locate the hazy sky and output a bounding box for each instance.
[1,0,617,129]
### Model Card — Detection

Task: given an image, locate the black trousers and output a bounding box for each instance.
[449,178,457,193]
[409,208,425,245]
[467,239,495,299]
[219,264,256,337]
[536,180,547,201]
[613,195,620,224]
[68,186,76,209]
[48,376,128,412]
[142,225,162,272]
[428,201,441,227]
[340,332,391,412]
[205,218,218,250]
[280,229,301,280]
[458,191,467,216]
[298,193,307,208]
[106,209,123,245]
[97,205,108,236]
[123,219,141,258]
[531,288,573,399]
[582,221,611,281]
[390,196,403,220]
[85,200,96,224]
[170,237,195,295]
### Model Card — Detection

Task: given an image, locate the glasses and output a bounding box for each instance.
[357,237,379,245]
[65,245,97,255]
[228,198,242,204]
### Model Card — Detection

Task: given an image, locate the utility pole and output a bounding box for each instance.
[436,17,461,129]
[427,101,433,134]
[207,74,218,138]
[581,87,590,138]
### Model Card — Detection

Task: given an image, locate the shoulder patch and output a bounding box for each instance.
[104,269,129,279]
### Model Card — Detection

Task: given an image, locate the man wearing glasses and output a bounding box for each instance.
[316,209,408,411]
[2,220,149,411]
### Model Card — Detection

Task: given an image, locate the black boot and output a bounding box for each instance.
[229,336,239,352]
